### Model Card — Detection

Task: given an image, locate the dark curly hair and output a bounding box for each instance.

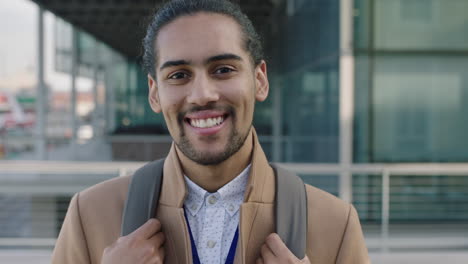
[142,0,263,78]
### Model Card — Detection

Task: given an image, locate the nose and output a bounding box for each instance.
[186,73,219,106]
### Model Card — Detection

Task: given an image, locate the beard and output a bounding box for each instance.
[174,104,252,166]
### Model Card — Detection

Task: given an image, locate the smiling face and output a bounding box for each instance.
[147,12,269,165]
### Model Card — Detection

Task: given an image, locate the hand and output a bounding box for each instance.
[101,218,165,264]
[256,233,310,264]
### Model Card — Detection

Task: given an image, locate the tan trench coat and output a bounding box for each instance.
[52,132,370,264]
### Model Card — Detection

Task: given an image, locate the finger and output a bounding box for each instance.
[265,233,292,258]
[256,257,264,264]
[150,247,165,264]
[301,255,311,264]
[148,231,166,248]
[131,218,161,239]
[260,244,276,262]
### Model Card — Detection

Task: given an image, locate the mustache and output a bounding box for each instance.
[177,103,236,124]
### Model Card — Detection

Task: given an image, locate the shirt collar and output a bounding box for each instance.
[217,164,250,216]
[184,175,207,216]
[184,164,251,217]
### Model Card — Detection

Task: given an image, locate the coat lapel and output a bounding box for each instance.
[234,130,276,264]
[156,145,192,263]
[156,206,191,263]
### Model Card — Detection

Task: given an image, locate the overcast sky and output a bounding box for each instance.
[0,0,91,92]
[0,0,36,78]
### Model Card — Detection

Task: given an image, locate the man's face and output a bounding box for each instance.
[148,12,269,165]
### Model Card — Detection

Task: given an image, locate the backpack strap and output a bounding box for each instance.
[121,158,165,236]
[270,163,308,260]
[121,159,308,259]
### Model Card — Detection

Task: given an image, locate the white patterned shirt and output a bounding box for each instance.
[183,164,250,264]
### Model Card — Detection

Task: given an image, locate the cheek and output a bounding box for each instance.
[161,102,179,121]
[222,78,254,103]
[159,88,185,114]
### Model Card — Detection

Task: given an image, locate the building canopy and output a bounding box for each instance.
[31,0,275,59]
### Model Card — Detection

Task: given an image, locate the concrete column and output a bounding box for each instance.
[92,41,99,138]
[104,64,110,134]
[339,0,355,202]
[104,60,115,135]
[105,58,116,134]
[35,6,47,160]
[70,27,78,158]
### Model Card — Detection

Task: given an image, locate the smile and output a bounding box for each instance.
[183,110,231,136]
[189,116,225,128]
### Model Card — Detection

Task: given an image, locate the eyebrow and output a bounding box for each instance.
[159,53,243,71]
[205,53,243,64]
[159,60,190,71]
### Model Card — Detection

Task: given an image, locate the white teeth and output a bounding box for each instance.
[190,116,225,128]
[207,118,215,127]
[200,119,206,127]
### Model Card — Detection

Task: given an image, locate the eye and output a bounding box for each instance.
[213,66,235,75]
[168,72,190,80]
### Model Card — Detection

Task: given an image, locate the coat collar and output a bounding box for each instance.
[159,128,275,208]
[158,128,276,264]
[243,130,275,204]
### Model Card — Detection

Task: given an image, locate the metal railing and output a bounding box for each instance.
[1,161,468,251]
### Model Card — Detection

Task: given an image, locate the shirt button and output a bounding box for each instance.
[228,204,235,212]
[207,240,216,248]
[191,204,197,211]
[208,196,217,205]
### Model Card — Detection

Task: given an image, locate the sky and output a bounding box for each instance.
[0,0,92,92]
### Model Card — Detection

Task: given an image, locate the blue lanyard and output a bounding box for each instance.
[184,208,239,264]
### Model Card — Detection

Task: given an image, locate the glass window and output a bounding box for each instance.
[355,0,468,51]
[280,69,339,162]
[113,62,167,135]
[374,0,468,50]
[354,0,372,50]
[356,56,468,162]
[354,55,372,162]
[273,0,340,162]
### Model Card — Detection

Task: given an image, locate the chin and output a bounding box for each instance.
[189,151,232,166]
[177,125,249,166]
[181,141,239,165]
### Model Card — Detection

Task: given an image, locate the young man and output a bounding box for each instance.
[52,0,370,263]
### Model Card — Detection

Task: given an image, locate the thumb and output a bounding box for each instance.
[301,255,311,264]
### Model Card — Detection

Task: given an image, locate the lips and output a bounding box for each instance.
[189,116,225,128]
[184,110,230,135]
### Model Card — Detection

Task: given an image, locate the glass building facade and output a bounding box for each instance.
[354,0,468,163]
[353,0,468,222]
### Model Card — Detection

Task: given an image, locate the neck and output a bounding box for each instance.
[176,130,254,193]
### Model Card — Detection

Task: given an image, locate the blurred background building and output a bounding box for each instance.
[0,0,467,263]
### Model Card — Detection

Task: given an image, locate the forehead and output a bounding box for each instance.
[155,12,247,67]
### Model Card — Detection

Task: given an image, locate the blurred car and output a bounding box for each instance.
[0,91,35,157]
[0,91,35,131]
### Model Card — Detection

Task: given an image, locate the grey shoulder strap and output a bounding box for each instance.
[121,159,308,259]
[270,163,308,260]
[121,158,165,236]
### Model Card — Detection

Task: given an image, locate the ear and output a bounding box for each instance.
[254,60,269,102]
[148,74,162,113]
